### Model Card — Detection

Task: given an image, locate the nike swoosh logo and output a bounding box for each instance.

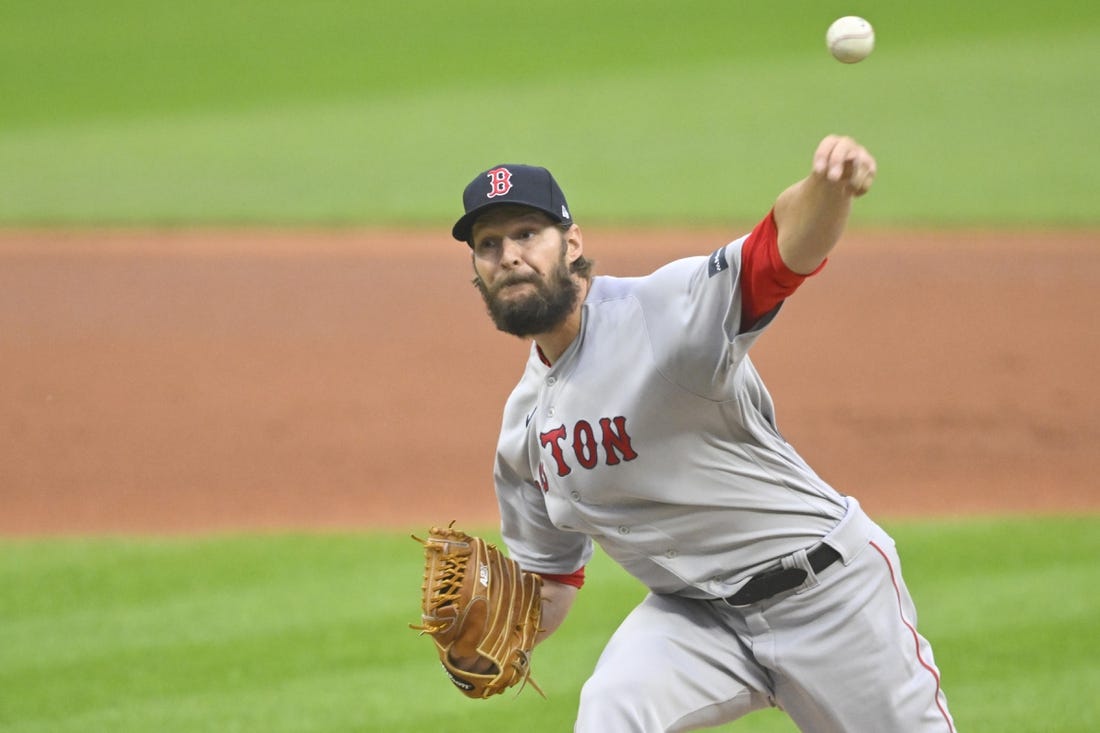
[525,406,537,428]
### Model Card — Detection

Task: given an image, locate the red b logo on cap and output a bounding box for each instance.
[486,167,513,198]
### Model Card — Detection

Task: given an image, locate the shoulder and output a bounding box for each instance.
[585,274,640,303]
[588,240,749,304]
[586,254,714,301]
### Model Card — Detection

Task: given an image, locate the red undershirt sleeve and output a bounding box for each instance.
[537,566,586,589]
[738,209,826,333]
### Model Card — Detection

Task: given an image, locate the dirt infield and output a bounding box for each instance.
[1,228,1097,535]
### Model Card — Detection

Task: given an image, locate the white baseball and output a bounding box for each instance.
[826,16,875,63]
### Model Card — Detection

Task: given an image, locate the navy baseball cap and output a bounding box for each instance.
[451,164,573,243]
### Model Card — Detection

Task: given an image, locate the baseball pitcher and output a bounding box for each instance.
[412,136,956,732]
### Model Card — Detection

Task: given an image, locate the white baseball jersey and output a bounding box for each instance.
[494,233,848,599]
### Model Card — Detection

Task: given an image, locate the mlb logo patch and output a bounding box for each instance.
[708,246,728,277]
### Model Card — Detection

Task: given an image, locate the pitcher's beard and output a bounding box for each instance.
[476,259,580,338]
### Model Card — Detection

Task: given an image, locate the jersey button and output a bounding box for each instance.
[547,376,557,386]
[570,491,581,501]
[618,525,630,535]
[547,407,555,418]
[665,549,679,559]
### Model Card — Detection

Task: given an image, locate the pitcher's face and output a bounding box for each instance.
[471,209,582,337]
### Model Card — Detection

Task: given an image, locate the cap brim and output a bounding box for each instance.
[451,201,565,243]
[451,204,493,242]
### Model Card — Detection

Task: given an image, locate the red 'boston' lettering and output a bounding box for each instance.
[539,425,571,476]
[540,417,638,479]
[572,420,599,469]
[600,416,638,465]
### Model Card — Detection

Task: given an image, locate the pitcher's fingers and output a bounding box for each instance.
[812,135,844,176]
[820,136,863,181]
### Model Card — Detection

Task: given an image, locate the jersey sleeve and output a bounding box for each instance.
[495,452,593,577]
[738,209,825,332]
[537,566,586,588]
[630,212,820,400]
[492,373,594,577]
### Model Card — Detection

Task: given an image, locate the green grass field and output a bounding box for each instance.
[2,517,1098,732]
[1,0,1097,226]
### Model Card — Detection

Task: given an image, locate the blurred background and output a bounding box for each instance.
[1,0,1097,227]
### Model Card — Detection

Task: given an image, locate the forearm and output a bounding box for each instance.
[536,579,578,646]
[774,175,852,274]
[773,135,876,275]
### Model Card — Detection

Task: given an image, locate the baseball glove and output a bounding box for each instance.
[410,523,544,699]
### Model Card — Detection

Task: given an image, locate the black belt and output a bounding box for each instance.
[724,544,841,606]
